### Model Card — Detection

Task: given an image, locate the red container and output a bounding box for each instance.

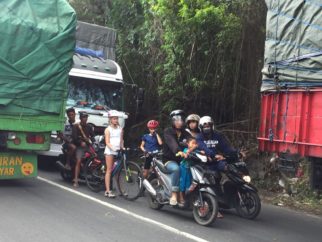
[258,88,322,158]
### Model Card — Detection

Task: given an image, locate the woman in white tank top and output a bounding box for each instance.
[104,110,124,198]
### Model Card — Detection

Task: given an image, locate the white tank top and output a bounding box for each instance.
[105,125,122,151]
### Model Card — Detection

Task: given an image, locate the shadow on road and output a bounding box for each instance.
[38,155,59,172]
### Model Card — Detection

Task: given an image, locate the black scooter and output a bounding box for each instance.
[204,154,261,219]
[143,151,219,226]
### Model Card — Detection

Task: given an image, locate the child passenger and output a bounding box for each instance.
[177,137,198,207]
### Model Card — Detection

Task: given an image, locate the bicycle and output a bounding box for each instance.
[84,148,143,201]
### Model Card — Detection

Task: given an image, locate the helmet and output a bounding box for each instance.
[147,120,159,129]
[199,116,214,129]
[108,110,120,118]
[170,109,185,121]
[185,114,200,124]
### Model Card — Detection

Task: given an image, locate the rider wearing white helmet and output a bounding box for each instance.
[197,115,238,171]
[185,114,200,137]
[104,109,124,198]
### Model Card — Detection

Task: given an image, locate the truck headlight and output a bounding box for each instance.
[7,132,17,140]
[243,175,251,183]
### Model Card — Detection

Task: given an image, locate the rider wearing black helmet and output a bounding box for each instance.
[163,110,192,205]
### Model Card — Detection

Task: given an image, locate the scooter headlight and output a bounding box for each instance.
[242,175,251,183]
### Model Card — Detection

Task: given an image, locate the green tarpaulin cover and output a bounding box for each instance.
[262,0,322,91]
[0,0,76,132]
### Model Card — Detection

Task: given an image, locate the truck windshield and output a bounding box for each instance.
[67,78,123,110]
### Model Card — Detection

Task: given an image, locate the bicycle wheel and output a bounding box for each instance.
[117,161,143,201]
[84,158,105,192]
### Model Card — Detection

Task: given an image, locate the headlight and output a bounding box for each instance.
[7,132,17,140]
[243,175,251,183]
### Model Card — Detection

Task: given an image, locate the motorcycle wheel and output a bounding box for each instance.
[117,161,143,201]
[147,178,163,210]
[57,155,73,182]
[60,170,73,182]
[192,192,218,226]
[84,159,105,192]
[235,190,261,219]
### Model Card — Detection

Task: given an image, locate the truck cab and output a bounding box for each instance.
[38,52,127,157]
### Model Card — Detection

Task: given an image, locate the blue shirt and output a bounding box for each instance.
[142,133,160,152]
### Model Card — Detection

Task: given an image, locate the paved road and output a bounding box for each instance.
[1,165,322,242]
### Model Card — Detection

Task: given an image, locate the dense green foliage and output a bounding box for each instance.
[69,0,266,136]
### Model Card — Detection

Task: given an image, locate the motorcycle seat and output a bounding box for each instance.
[155,160,172,174]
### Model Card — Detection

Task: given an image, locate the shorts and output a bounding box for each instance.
[104,146,118,156]
[76,147,86,160]
[144,156,153,170]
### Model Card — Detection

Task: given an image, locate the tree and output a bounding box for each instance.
[69,0,267,141]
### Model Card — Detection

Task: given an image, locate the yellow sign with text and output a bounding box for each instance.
[0,152,37,179]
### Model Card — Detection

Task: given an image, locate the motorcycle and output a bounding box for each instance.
[204,153,261,219]
[143,151,219,226]
[56,136,105,191]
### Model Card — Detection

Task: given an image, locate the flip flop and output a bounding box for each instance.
[169,198,178,206]
[217,212,224,219]
[178,202,185,208]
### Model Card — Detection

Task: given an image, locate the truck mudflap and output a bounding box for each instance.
[0,152,37,179]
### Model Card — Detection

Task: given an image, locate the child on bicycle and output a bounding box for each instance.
[104,110,124,198]
[177,137,199,207]
[140,120,163,178]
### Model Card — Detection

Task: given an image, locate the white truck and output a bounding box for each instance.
[39,22,128,157]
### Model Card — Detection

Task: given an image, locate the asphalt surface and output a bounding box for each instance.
[1,163,322,242]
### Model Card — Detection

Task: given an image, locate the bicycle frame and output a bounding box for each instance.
[111,150,133,183]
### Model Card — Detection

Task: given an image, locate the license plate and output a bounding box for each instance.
[0,152,37,179]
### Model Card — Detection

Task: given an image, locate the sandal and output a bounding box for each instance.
[72,182,79,188]
[217,212,224,219]
[169,198,177,206]
[104,191,116,198]
[178,201,185,208]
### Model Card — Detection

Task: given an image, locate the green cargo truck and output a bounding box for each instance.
[0,0,76,179]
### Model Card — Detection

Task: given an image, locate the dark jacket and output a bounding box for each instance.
[72,122,95,146]
[162,127,192,163]
[196,131,237,158]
